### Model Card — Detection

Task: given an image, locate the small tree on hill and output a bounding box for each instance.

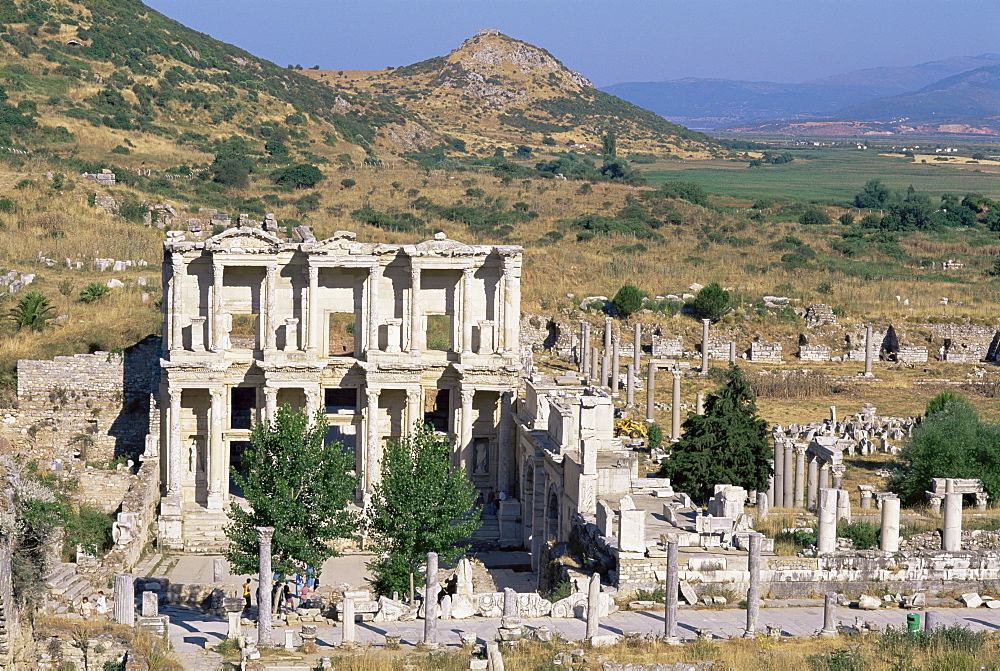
[10,291,56,331]
[658,365,771,502]
[366,424,481,598]
[690,282,731,322]
[225,405,358,576]
[271,163,324,188]
[612,284,645,319]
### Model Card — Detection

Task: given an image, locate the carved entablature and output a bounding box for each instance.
[160,358,233,373]
[404,232,492,259]
[204,226,284,254]
[305,230,384,258]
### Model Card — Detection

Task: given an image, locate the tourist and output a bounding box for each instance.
[243,578,253,609]
[486,488,497,515]
[80,596,93,620]
[95,591,109,617]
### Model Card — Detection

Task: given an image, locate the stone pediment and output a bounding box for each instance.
[406,232,482,257]
[310,231,381,256]
[206,226,282,252]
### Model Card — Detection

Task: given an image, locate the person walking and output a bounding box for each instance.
[243,578,253,610]
[94,591,109,618]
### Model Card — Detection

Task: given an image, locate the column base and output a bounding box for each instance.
[819,627,838,637]
[207,492,225,511]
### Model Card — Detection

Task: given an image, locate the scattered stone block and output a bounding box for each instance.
[858,595,881,610]
[961,593,983,608]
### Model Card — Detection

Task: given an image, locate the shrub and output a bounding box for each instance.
[837,519,878,550]
[340,178,356,189]
[647,424,663,450]
[271,163,323,188]
[9,291,56,331]
[799,207,832,226]
[79,283,110,303]
[612,284,645,318]
[690,282,731,322]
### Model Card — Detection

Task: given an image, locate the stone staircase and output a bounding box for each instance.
[471,514,500,542]
[45,562,97,614]
[181,508,231,554]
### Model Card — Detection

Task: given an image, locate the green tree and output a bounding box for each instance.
[647,423,663,450]
[612,284,645,318]
[9,290,56,331]
[854,179,891,209]
[341,178,356,189]
[601,130,617,158]
[272,163,324,188]
[888,395,1000,504]
[366,424,481,597]
[657,365,771,502]
[79,283,110,303]
[690,282,731,322]
[224,405,358,576]
[799,207,832,226]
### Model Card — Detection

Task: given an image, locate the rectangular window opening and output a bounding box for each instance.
[424,388,450,433]
[325,388,357,413]
[426,314,452,352]
[230,313,258,350]
[328,313,356,357]
[231,387,256,430]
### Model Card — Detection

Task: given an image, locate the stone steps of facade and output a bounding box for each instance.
[471,518,500,540]
[45,562,98,613]
[44,563,77,591]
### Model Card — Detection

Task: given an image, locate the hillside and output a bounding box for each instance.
[602,54,1000,132]
[303,30,719,159]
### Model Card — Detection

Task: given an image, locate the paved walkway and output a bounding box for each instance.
[167,604,1000,654]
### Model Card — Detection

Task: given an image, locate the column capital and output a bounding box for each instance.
[462,266,475,278]
[171,252,186,269]
[369,263,379,277]
[671,369,683,380]
[308,265,318,280]
[209,387,224,400]
[460,388,475,405]
[255,526,274,544]
[265,264,277,275]
[366,387,380,402]
[411,264,421,279]
[213,261,224,274]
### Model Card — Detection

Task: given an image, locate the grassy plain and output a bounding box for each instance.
[642,148,1000,203]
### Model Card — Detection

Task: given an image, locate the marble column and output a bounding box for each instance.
[696,392,704,415]
[830,405,838,425]
[502,259,519,354]
[744,533,762,637]
[756,492,769,520]
[264,387,277,424]
[365,388,380,492]
[817,488,837,554]
[170,255,185,350]
[497,391,513,494]
[601,350,610,388]
[831,464,846,490]
[461,267,474,356]
[342,597,356,645]
[772,440,784,509]
[256,526,274,646]
[880,496,900,552]
[307,266,319,354]
[585,572,601,640]
[836,488,851,523]
[664,537,679,642]
[670,370,682,442]
[410,265,422,355]
[729,341,736,365]
[864,325,874,376]
[782,440,794,509]
[406,388,422,433]
[924,611,938,632]
[942,492,962,551]
[207,388,225,510]
[767,459,775,509]
[646,362,656,422]
[580,322,590,374]
[591,347,599,383]
[611,336,621,394]
[700,319,711,375]
[368,264,380,354]
[794,446,806,508]
[424,552,439,646]
[460,389,474,474]
[819,461,830,492]
[168,388,182,497]
[113,573,134,626]
[212,262,224,351]
[603,317,612,352]
[807,455,819,512]
[820,591,838,636]
[264,265,277,350]
[625,364,635,407]
[633,322,641,371]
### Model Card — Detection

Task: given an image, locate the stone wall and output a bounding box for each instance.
[77,469,133,514]
[750,341,783,363]
[896,346,929,364]
[651,335,682,358]
[12,337,160,464]
[799,345,831,361]
[77,456,161,587]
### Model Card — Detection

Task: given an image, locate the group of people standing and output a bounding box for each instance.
[243,568,318,613]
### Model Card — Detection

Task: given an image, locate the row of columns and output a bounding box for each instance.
[170,254,521,356]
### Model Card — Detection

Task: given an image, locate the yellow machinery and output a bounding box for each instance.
[614,417,648,439]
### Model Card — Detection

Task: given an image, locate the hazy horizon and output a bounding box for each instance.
[143,0,1000,87]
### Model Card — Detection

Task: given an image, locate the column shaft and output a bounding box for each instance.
[410,266,422,354]
[744,533,762,637]
[820,591,837,636]
[864,325,874,376]
[366,389,380,492]
[817,488,837,554]
[368,265,380,354]
[625,364,635,406]
[462,268,474,355]
[772,440,784,509]
[424,552,439,645]
[212,263,224,351]
[633,322,641,371]
[664,537,679,641]
[307,266,319,354]
[502,261,519,353]
[497,391,513,494]
[807,455,819,511]
[611,337,620,393]
[782,440,794,508]
[256,527,274,645]
[794,447,806,508]
[168,388,182,496]
[942,492,963,551]
[645,362,656,422]
[460,389,474,474]
[700,318,710,375]
[670,370,682,441]
[264,265,277,350]
[880,496,900,552]
[207,389,225,510]
[171,256,184,350]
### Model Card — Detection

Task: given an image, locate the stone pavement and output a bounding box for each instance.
[168,604,1000,655]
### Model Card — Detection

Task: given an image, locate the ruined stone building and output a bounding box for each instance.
[157,227,523,551]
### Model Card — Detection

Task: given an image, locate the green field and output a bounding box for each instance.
[642,148,1000,204]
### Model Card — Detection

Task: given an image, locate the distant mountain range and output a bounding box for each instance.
[601,54,1000,136]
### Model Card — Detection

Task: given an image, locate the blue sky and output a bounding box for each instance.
[144,1,1000,87]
